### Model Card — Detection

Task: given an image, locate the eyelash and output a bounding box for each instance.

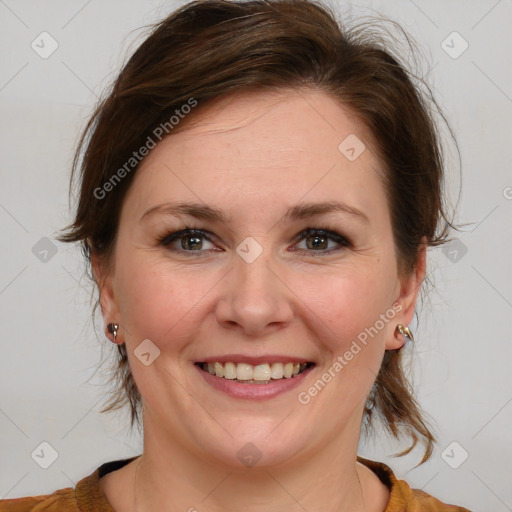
[157,225,351,256]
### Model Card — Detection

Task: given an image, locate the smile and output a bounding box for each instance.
[194,358,315,400]
[197,361,313,383]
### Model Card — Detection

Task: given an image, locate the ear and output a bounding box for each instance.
[385,241,427,350]
[91,252,120,329]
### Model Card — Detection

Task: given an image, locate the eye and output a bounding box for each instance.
[158,227,217,253]
[157,225,351,256]
[292,227,351,255]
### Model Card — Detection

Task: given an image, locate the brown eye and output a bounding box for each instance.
[293,228,350,254]
[159,228,216,253]
[305,233,328,250]
[181,234,203,250]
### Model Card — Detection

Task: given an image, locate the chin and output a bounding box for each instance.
[186,416,316,471]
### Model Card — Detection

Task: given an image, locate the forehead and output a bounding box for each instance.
[168,88,377,167]
[123,89,389,226]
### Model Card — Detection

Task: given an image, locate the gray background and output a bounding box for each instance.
[1,1,511,510]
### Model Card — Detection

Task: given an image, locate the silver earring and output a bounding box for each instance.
[107,323,119,343]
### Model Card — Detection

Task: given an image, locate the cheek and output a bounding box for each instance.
[293,264,394,346]
[291,268,395,422]
[114,251,221,347]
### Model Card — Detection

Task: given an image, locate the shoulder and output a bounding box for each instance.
[357,456,473,512]
[408,488,472,511]
[0,487,76,511]
[0,457,137,512]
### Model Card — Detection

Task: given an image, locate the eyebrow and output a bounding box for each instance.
[140,200,369,224]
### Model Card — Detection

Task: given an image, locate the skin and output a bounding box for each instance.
[95,89,426,512]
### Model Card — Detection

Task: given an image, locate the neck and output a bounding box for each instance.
[133,409,376,512]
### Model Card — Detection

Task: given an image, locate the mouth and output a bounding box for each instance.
[195,361,315,384]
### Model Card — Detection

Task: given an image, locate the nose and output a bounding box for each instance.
[214,248,294,337]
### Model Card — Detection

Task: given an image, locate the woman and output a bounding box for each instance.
[1,0,472,510]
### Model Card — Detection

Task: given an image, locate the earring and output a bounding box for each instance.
[107,323,119,344]
[396,324,414,343]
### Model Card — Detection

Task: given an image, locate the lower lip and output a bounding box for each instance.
[195,364,314,400]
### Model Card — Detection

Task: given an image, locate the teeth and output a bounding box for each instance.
[224,362,236,380]
[270,362,284,379]
[236,363,253,381]
[214,362,224,378]
[253,364,271,381]
[201,361,309,381]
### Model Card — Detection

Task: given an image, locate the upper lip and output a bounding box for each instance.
[196,354,314,365]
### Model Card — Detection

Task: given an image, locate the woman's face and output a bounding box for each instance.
[96,89,423,468]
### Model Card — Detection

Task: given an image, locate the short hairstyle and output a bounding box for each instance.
[59,0,458,464]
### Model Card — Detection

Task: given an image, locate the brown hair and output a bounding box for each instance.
[58,0,458,464]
